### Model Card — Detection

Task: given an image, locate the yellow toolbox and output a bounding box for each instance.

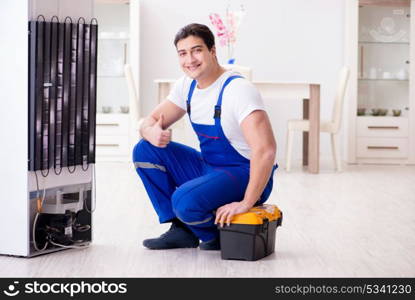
[218,204,283,261]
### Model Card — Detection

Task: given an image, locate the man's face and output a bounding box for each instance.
[176,35,216,80]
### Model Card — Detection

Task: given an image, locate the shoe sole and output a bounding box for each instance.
[143,241,199,250]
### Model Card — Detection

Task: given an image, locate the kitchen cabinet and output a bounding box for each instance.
[345,0,415,164]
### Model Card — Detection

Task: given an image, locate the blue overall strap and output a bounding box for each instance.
[214,75,243,119]
[186,80,197,115]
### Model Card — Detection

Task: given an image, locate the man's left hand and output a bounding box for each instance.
[215,201,251,227]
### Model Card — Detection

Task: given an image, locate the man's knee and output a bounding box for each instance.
[132,139,155,162]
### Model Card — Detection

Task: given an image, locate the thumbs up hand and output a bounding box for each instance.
[148,114,172,148]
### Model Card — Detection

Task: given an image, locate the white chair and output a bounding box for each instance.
[222,63,252,81]
[285,66,350,172]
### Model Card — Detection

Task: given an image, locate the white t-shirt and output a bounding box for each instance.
[167,70,265,159]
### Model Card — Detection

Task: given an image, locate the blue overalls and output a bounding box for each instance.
[133,75,277,242]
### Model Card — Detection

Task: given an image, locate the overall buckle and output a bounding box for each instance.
[214,105,221,118]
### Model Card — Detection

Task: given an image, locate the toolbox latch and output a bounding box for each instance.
[262,218,269,233]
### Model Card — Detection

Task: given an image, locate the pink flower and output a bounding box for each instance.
[209,13,228,38]
[209,10,244,47]
[209,7,245,61]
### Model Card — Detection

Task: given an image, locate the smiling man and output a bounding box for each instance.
[133,23,277,251]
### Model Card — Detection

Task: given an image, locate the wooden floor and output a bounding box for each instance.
[1,161,415,277]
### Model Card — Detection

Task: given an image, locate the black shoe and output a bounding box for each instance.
[199,238,220,251]
[143,220,199,250]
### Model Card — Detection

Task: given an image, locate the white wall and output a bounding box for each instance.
[139,0,347,164]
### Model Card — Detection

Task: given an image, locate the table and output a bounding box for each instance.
[154,79,320,174]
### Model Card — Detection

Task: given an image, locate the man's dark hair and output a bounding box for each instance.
[174,23,215,50]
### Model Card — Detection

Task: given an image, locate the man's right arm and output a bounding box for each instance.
[140,100,186,148]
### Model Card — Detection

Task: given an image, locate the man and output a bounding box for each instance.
[133,23,277,251]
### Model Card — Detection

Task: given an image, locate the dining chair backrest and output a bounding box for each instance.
[124,64,139,121]
[222,64,252,81]
[331,66,350,133]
